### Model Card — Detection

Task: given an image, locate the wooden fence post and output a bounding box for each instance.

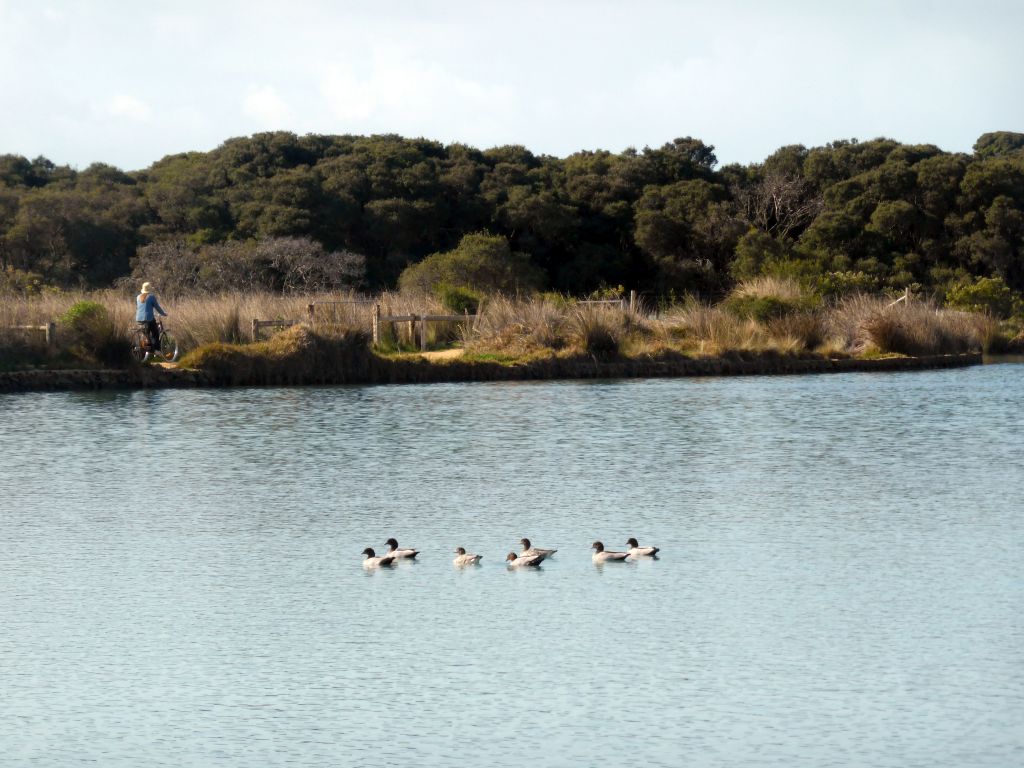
[45,322,56,347]
[419,315,428,351]
[372,303,381,345]
[251,318,259,342]
[307,303,315,322]
[629,290,637,314]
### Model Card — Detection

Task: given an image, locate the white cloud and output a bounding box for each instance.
[242,85,291,126]
[2,1,1023,168]
[319,50,517,137]
[103,94,153,123]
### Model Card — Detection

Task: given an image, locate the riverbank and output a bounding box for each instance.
[0,346,984,394]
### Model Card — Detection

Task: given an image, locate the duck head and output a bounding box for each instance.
[506,552,518,562]
[626,538,639,548]
[362,548,377,558]
[455,547,467,555]
[385,538,399,550]
[519,538,531,549]
[591,541,605,552]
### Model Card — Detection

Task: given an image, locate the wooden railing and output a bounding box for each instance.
[306,299,376,322]
[371,304,478,351]
[887,287,913,308]
[578,291,639,312]
[250,290,643,349]
[6,323,57,347]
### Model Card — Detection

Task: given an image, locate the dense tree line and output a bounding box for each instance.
[1,130,1023,298]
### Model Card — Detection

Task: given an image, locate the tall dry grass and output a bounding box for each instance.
[0,289,377,351]
[1,284,994,370]
[465,296,643,357]
[465,290,989,359]
[829,295,995,355]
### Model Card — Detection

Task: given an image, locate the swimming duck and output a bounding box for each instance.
[591,541,630,563]
[453,547,483,567]
[626,537,660,557]
[384,538,420,559]
[362,547,396,568]
[519,537,557,561]
[506,552,544,568]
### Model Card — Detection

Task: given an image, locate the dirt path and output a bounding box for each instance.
[419,348,465,362]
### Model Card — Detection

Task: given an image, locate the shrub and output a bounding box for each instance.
[437,284,482,315]
[725,295,796,322]
[570,305,623,356]
[861,306,983,356]
[398,232,543,295]
[814,270,880,298]
[730,229,786,282]
[945,277,1023,319]
[766,312,827,351]
[723,276,818,322]
[59,300,130,366]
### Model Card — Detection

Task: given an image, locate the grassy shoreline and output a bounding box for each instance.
[1,278,1014,391]
[0,327,986,394]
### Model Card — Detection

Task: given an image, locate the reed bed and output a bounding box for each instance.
[466,287,994,360]
[0,282,998,371]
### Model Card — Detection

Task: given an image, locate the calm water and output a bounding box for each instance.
[1,365,1022,767]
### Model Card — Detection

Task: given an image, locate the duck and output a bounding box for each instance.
[591,541,630,563]
[625,537,660,557]
[384,537,419,559]
[453,547,483,567]
[506,552,544,568]
[362,547,396,568]
[519,537,557,561]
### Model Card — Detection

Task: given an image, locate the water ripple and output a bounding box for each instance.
[1,365,1022,766]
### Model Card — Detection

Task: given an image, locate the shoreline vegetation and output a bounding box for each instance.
[0,278,1009,393]
[4,129,1024,392]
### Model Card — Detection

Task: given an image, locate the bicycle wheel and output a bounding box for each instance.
[129,330,149,363]
[156,330,179,362]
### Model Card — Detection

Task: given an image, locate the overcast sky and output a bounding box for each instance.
[1,0,1021,170]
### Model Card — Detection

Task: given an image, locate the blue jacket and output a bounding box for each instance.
[136,294,167,322]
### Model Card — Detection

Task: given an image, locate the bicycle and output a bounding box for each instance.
[130,319,179,363]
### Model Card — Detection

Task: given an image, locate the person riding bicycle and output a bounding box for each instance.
[135,281,168,350]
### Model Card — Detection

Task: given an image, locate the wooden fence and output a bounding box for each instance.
[251,290,642,348]
[578,291,639,313]
[371,304,478,351]
[306,299,376,322]
[887,287,913,308]
[6,323,57,347]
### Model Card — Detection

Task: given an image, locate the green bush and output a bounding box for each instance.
[60,300,107,330]
[59,300,130,366]
[398,232,543,295]
[813,270,880,298]
[730,229,786,282]
[437,284,482,314]
[945,277,1023,319]
[724,294,804,323]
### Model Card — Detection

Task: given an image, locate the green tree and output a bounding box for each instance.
[398,232,542,295]
[634,179,744,292]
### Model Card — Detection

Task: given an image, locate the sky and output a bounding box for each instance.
[0,0,1021,171]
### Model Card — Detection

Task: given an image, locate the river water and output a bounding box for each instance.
[1,364,1022,767]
